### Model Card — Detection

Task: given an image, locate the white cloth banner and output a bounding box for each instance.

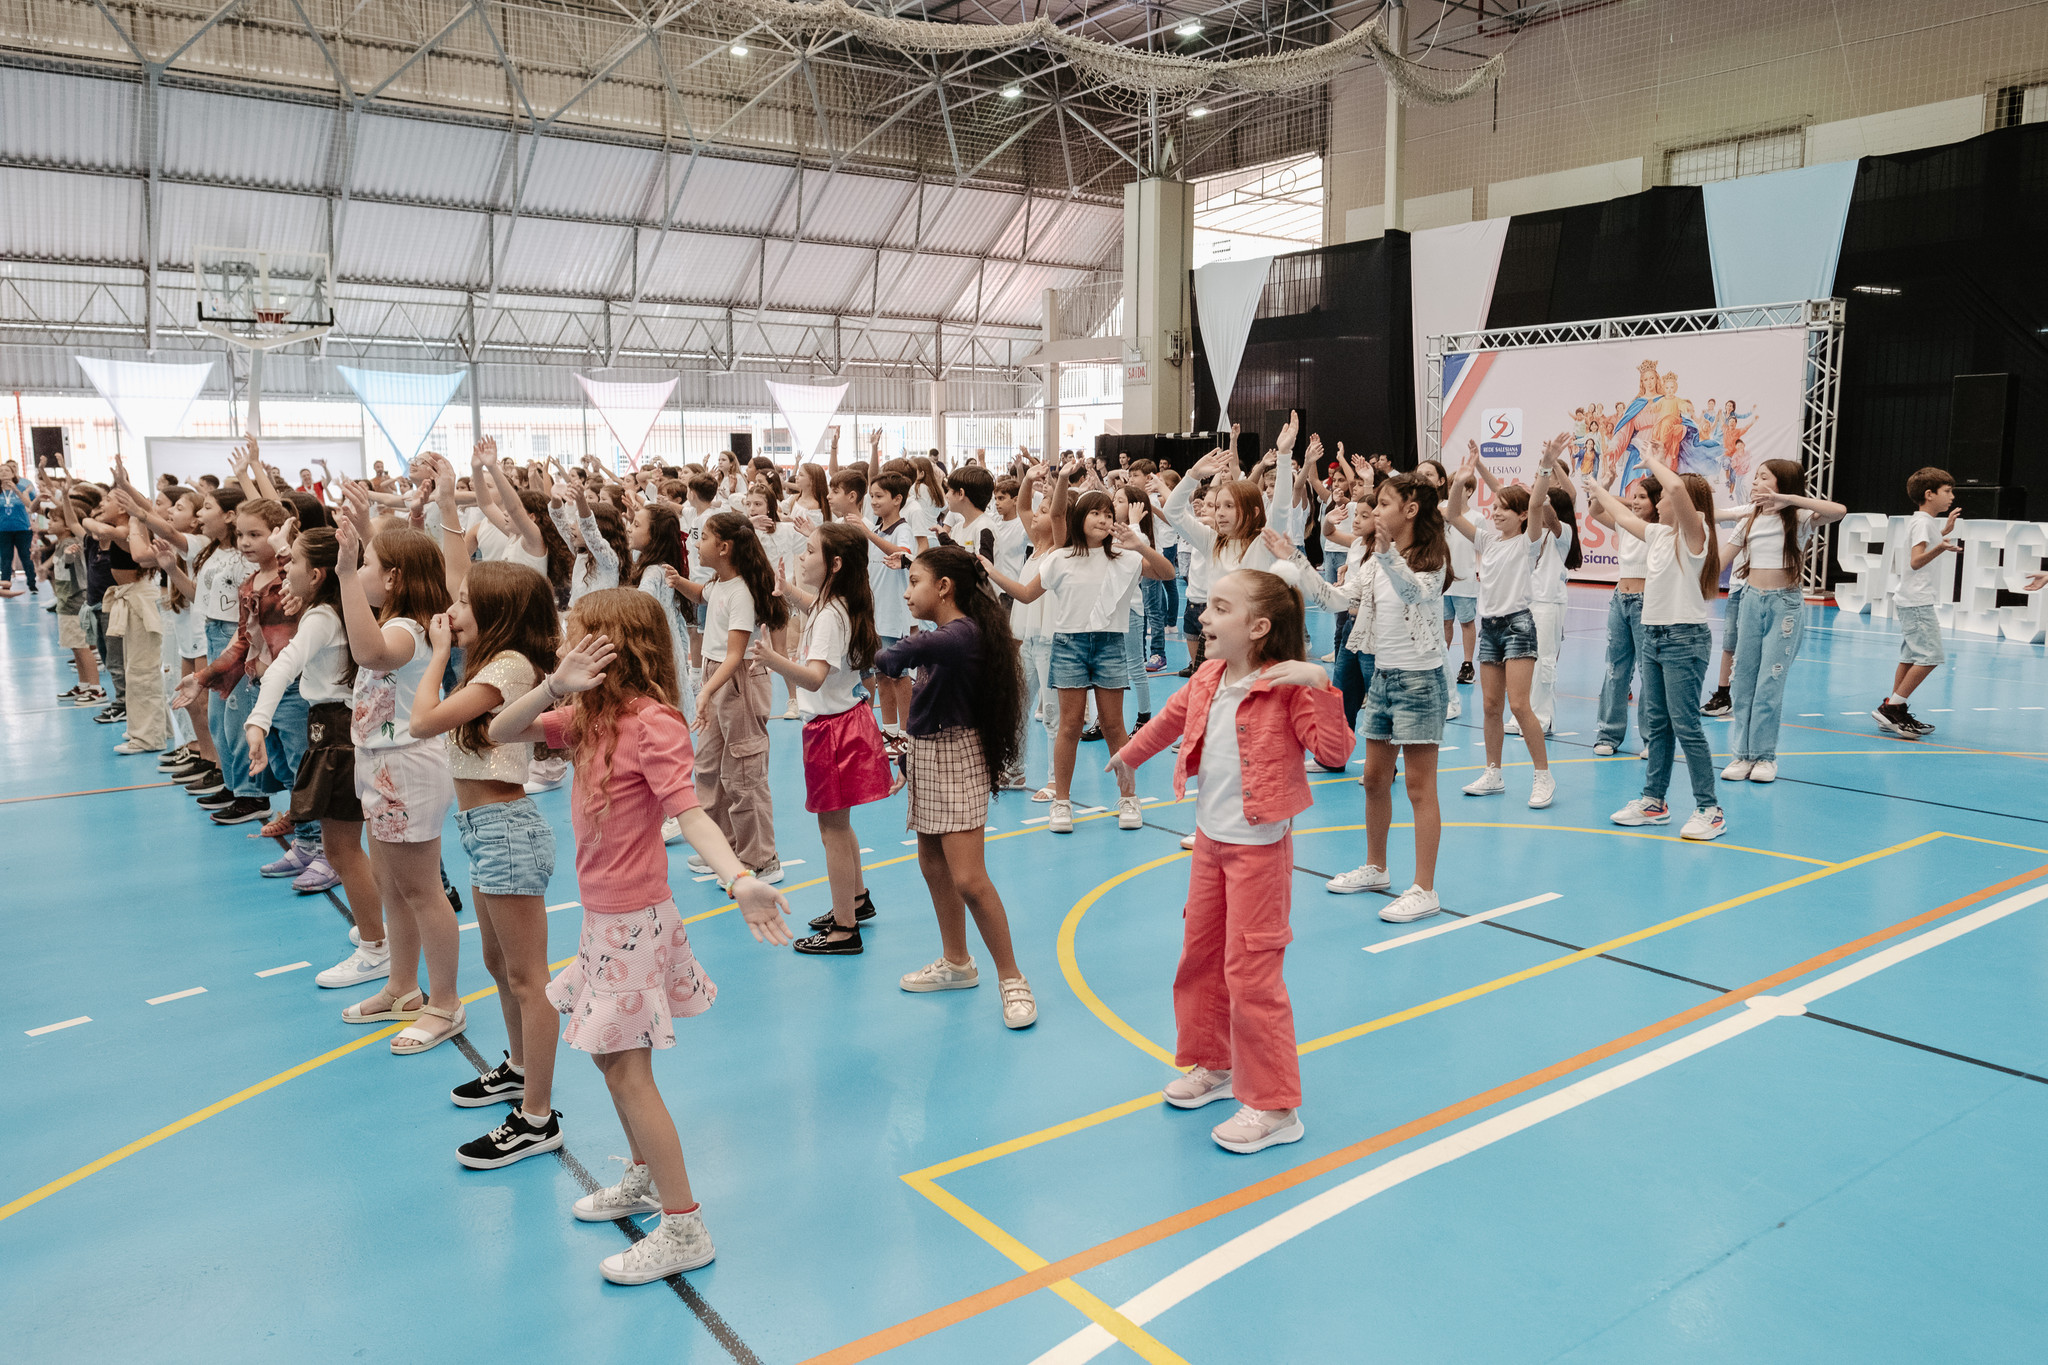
[75,356,215,444]
[1192,257,1272,431]
[1410,217,1510,459]
[337,366,466,471]
[577,375,678,471]
[764,380,849,463]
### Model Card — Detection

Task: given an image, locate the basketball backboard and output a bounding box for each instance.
[194,246,335,350]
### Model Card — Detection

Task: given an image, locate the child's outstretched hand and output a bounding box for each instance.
[1259,525,1296,562]
[732,875,794,946]
[2025,571,2048,593]
[335,511,360,573]
[1265,660,1331,690]
[1104,750,1136,783]
[551,631,615,695]
[170,673,202,710]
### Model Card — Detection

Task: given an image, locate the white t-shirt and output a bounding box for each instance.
[1532,525,1574,606]
[1011,546,1053,640]
[869,517,913,638]
[195,544,254,622]
[992,517,1030,585]
[798,599,863,718]
[251,604,352,729]
[1473,524,1540,618]
[475,520,549,576]
[1893,511,1953,608]
[1196,668,1288,846]
[759,524,806,584]
[701,575,758,663]
[1642,523,1710,625]
[1368,561,1448,671]
[1445,525,1478,598]
[1037,545,1144,635]
[1614,524,1648,580]
[684,504,718,584]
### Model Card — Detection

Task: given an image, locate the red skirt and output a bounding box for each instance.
[802,704,894,813]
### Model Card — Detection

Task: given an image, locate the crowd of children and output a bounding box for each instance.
[1,423,1979,1278]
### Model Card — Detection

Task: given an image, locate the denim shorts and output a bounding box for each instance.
[1442,593,1477,624]
[1476,608,1538,664]
[1362,666,1448,746]
[454,796,556,897]
[1050,630,1130,690]
[1895,603,1943,666]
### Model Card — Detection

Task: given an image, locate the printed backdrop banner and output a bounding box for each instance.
[1438,325,1808,581]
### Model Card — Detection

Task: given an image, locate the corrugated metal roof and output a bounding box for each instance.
[989,200,1123,269]
[900,184,1023,255]
[873,249,975,318]
[637,230,760,305]
[161,87,334,190]
[763,240,871,312]
[0,66,138,170]
[0,166,143,262]
[496,216,631,297]
[157,181,330,268]
[673,156,792,234]
[520,134,662,223]
[772,170,916,247]
[338,201,486,286]
[350,114,506,208]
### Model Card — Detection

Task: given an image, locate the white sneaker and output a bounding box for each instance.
[1326,864,1390,895]
[1611,797,1671,826]
[1446,692,1462,720]
[685,852,712,874]
[1031,785,1055,803]
[752,859,785,885]
[1048,799,1073,833]
[112,738,161,755]
[1379,884,1441,923]
[1720,758,1753,782]
[1462,766,1505,796]
[1117,796,1142,830]
[1748,760,1777,783]
[1592,741,1616,756]
[599,1208,715,1283]
[1163,1065,1234,1109]
[1504,716,1521,736]
[782,700,800,719]
[1527,771,1556,809]
[1180,832,1196,850]
[900,956,979,992]
[1680,806,1727,841]
[316,930,391,988]
[574,1157,661,1221]
[999,976,1037,1028]
[662,816,684,845]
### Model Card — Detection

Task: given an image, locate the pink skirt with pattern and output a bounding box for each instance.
[546,899,717,1054]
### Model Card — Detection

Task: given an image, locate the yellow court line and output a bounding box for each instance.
[1928,831,2048,856]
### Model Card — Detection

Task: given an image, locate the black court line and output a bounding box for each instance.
[449,1035,763,1364]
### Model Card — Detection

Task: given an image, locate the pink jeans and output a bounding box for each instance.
[1174,831,1300,1111]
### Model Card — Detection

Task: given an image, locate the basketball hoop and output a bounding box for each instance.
[255,309,288,327]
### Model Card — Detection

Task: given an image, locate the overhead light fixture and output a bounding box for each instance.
[1852,284,1900,295]
[1001,85,1022,99]
[1176,20,1204,36]
[730,42,749,56]
[1189,105,1210,118]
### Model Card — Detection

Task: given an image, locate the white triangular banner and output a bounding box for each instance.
[577,375,678,471]
[1192,257,1272,431]
[75,356,215,442]
[765,380,849,463]
[336,366,467,471]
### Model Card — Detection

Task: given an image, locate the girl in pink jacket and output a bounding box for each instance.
[1109,568,1354,1153]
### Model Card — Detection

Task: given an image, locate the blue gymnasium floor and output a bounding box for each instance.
[5,588,2048,1365]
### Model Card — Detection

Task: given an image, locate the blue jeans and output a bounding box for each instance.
[205,619,245,790]
[1124,614,1151,713]
[1142,574,1175,660]
[1728,587,1804,762]
[1595,591,1644,748]
[225,671,321,845]
[1334,649,1375,733]
[1639,622,1716,811]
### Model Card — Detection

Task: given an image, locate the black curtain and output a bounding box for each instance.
[1190,235,1415,464]
[1486,186,1716,329]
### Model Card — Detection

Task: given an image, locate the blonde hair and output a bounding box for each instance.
[555,588,681,844]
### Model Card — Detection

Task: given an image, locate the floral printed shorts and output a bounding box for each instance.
[354,739,455,844]
[547,899,718,1054]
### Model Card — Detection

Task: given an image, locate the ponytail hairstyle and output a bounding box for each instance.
[367,526,453,626]
[913,545,1021,785]
[1213,478,1268,560]
[517,489,575,603]
[908,456,947,510]
[555,587,682,845]
[193,487,245,580]
[1545,485,1583,570]
[704,510,789,631]
[628,504,686,586]
[1740,458,1806,574]
[1382,472,1452,587]
[1679,473,1723,600]
[1231,568,1308,668]
[1064,490,1120,559]
[291,526,358,686]
[810,521,880,672]
[749,461,785,506]
[455,562,560,756]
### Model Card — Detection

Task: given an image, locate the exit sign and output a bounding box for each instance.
[1124,361,1147,384]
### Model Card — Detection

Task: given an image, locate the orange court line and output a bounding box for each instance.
[800,860,2048,1365]
[0,781,176,805]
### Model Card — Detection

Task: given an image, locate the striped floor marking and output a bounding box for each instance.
[25,1017,91,1037]
[145,988,207,1005]
[255,963,310,977]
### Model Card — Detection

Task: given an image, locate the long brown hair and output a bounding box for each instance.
[810,522,880,672]
[517,490,575,601]
[1678,473,1723,599]
[455,562,560,755]
[1382,473,1453,588]
[1232,568,1308,668]
[704,510,789,630]
[628,504,686,585]
[1213,478,1267,560]
[291,527,358,688]
[192,487,245,581]
[1738,459,1805,575]
[558,588,683,843]
[1063,490,1121,560]
[368,527,453,625]
[914,546,1021,783]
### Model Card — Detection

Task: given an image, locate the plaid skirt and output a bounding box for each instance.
[906,725,991,835]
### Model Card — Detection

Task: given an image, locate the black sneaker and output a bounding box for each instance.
[181,766,227,795]
[210,796,272,825]
[452,1052,526,1108]
[58,684,92,701]
[456,1109,563,1169]
[1134,712,1152,729]
[1081,723,1103,742]
[196,788,239,810]
[1176,661,1198,677]
[1871,701,1909,735]
[1456,661,1475,685]
[808,889,876,931]
[792,923,864,955]
[1898,707,1935,737]
[1700,686,1732,718]
[169,753,212,779]
[93,703,126,724]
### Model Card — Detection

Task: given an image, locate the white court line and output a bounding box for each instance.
[1928,709,1954,713]
[1365,893,1562,954]
[1799,713,1825,717]
[1974,708,1998,712]
[256,962,310,977]
[859,847,873,854]
[2023,707,2045,711]
[1032,880,2048,1365]
[146,987,207,1005]
[1021,805,1107,827]
[26,1016,91,1037]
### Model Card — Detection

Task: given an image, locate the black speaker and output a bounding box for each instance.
[729,432,753,461]
[1950,484,2027,521]
[30,425,68,468]
[1948,374,2016,486]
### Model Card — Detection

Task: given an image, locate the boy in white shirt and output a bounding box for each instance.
[942,465,998,555]
[1873,466,1960,738]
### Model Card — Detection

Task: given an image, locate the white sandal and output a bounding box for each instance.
[391,1003,467,1055]
[341,987,423,1025]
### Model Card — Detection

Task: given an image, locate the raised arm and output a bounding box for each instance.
[481,440,545,558]
[1109,520,1177,579]
[1445,457,1479,543]
[1465,439,1505,499]
[334,514,423,671]
[980,552,1047,603]
[1047,457,1073,549]
[1644,451,1702,553]
[1581,475,1649,541]
[410,611,503,739]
